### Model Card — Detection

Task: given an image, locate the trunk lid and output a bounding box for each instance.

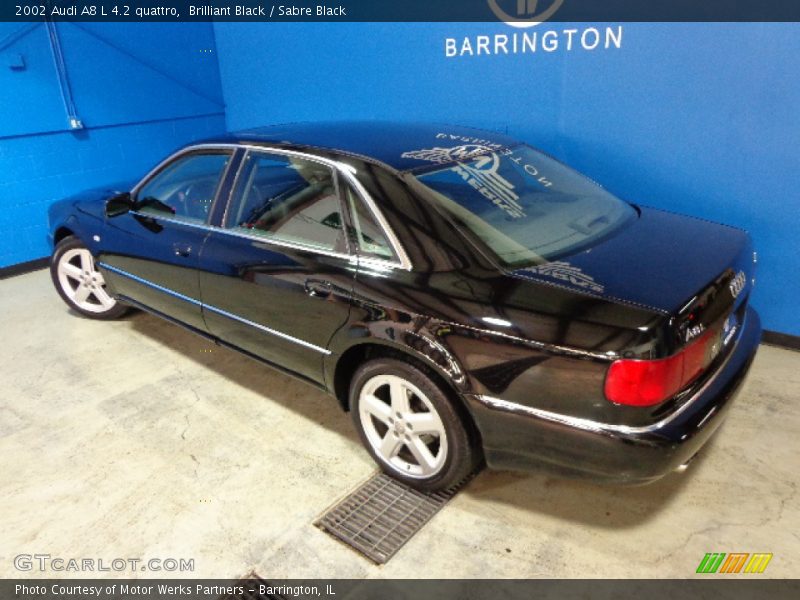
[512,206,755,354]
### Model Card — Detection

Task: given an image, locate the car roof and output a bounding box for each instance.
[206,121,522,173]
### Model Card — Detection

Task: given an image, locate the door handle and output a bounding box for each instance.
[173,242,192,258]
[305,279,332,299]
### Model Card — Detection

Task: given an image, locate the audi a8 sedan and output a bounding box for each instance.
[48,122,760,491]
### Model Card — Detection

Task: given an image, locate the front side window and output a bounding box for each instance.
[415,145,636,268]
[136,152,231,223]
[225,151,346,253]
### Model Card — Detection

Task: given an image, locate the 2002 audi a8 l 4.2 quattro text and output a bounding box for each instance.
[48,122,760,491]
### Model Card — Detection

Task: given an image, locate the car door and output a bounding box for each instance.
[197,148,357,384]
[98,147,236,332]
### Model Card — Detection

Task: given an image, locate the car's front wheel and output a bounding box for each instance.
[50,236,127,319]
[350,358,480,492]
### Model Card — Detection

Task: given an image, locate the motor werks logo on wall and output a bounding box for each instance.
[488,0,566,28]
[445,0,624,58]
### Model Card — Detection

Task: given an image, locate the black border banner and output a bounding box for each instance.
[4,0,800,23]
[3,579,800,600]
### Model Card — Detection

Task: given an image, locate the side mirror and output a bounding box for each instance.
[105,191,134,218]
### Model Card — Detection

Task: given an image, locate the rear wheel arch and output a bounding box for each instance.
[333,342,452,407]
[346,351,484,490]
[331,341,481,445]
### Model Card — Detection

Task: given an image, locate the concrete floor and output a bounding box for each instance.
[1,269,798,579]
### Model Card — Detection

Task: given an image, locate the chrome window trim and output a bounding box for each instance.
[128,209,356,263]
[337,162,412,270]
[130,142,411,271]
[98,262,332,355]
[130,143,238,205]
[226,147,351,256]
[355,255,407,273]
[129,210,209,230]
[474,310,748,437]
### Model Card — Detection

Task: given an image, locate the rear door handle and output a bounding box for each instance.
[305,279,332,299]
[173,242,193,258]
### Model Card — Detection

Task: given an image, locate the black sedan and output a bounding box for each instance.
[47,122,761,491]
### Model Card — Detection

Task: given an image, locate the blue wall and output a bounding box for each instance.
[0,22,225,267]
[2,21,798,335]
[214,22,800,336]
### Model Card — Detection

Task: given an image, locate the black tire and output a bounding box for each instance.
[349,357,481,492]
[50,236,128,320]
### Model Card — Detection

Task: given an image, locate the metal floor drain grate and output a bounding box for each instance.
[315,472,466,564]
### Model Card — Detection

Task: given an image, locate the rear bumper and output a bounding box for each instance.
[465,306,761,484]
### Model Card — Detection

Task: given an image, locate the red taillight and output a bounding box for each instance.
[604,329,715,407]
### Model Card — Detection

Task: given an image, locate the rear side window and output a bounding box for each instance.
[344,186,394,260]
[136,152,231,223]
[415,144,636,267]
[225,151,346,253]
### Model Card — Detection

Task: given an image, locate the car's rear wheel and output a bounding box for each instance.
[50,236,127,319]
[350,358,480,492]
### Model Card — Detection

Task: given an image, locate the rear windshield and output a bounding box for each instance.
[414,145,636,268]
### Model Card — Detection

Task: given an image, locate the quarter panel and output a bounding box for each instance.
[329,262,669,426]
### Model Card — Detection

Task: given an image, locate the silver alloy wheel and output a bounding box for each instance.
[56,248,117,313]
[358,374,448,479]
